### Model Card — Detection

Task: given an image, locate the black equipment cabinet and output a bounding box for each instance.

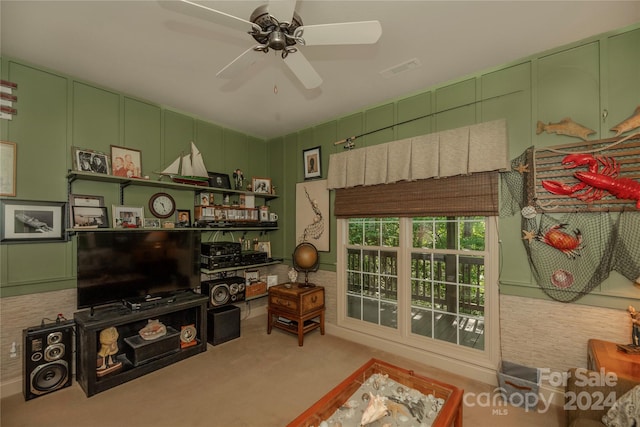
[74,293,208,397]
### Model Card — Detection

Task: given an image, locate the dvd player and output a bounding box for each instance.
[124,292,177,310]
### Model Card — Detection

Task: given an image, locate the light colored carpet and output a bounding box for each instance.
[1,314,565,427]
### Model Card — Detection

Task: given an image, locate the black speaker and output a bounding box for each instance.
[207,305,240,346]
[23,320,74,401]
[201,276,245,307]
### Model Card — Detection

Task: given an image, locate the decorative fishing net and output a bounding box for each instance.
[501,147,640,303]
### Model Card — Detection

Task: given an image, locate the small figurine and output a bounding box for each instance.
[233,169,244,190]
[288,267,298,283]
[628,306,640,346]
[97,326,122,376]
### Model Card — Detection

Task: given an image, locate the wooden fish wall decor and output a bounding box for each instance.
[610,105,640,137]
[536,118,596,141]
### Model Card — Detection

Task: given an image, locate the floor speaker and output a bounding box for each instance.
[207,305,240,346]
[23,320,74,401]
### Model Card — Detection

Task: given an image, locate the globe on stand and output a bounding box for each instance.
[292,242,319,288]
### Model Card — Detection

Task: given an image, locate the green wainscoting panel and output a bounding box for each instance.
[267,136,285,259]
[435,78,476,113]
[363,103,395,146]
[313,121,337,181]
[396,91,432,139]
[163,110,195,166]
[247,136,267,180]
[124,97,161,174]
[5,243,73,288]
[282,132,299,261]
[7,61,68,201]
[481,62,531,100]
[605,28,640,134]
[536,41,601,143]
[435,103,476,132]
[222,128,248,182]
[195,120,224,173]
[72,82,120,154]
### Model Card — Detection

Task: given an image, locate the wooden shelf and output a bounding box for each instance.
[67,171,278,200]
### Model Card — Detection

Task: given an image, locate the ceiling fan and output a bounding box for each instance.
[164,0,382,89]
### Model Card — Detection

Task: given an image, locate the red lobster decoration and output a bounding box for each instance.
[542,153,640,208]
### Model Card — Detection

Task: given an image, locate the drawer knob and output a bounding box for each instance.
[311,295,317,303]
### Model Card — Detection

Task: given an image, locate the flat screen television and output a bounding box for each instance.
[77,230,201,309]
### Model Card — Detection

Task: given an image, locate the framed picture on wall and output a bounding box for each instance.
[0,199,66,243]
[72,146,110,175]
[303,146,321,180]
[110,145,142,178]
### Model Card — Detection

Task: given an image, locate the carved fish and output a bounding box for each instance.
[536,118,596,141]
[610,105,640,136]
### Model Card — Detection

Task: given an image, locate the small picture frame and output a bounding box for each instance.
[256,241,272,258]
[176,209,191,227]
[245,269,259,285]
[1,199,66,243]
[252,177,272,194]
[110,145,142,178]
[143,218,161,228]
[0,141,17,197]
[72,206,109,228]
[112,205,144,228]
[207,172,231,189]
[72,146,110,175]
[303,146,322,180]
[69,194,105,208]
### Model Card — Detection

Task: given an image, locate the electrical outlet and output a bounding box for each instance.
[9,341,18,358]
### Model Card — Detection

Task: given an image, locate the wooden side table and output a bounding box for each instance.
[588,339,640,382]
[267,284,325,346]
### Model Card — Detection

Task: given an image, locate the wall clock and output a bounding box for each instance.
[149,192,176,219]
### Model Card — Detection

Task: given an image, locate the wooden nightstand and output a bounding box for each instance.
[267,284,325,346]
[588,339,640,382]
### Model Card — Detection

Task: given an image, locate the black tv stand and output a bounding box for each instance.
[74,292,208,397]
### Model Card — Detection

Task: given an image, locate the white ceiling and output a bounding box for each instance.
[2,1,639,139]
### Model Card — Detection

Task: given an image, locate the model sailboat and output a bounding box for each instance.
[156,142,209,186]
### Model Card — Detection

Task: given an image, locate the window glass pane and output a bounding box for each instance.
[348,219,364,245]
[381,218,399,247]
[434,313,458,344]
[413,220,435,248]
[362,298,379,324]
[364,219,380,246]
[459,218,485,251]
[380,301,397,328]
[347,295,361,319]
[434,220,451,249]
[411,307,432,337]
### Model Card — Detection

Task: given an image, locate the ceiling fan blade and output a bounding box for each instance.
[267,0,297,24]
[295,21,382,46]
[159,0,255,33]
[216,47,264,79]
[283,51,322,89]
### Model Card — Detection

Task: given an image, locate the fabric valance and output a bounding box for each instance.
[327,118,508,189]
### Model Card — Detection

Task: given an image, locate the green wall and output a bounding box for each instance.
[1,23,639,309]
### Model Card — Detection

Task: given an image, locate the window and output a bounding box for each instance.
[338,216,498,367]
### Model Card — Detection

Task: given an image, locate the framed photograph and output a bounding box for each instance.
[72,146,110,175]
[1,199,66,243]
[256,241,271,258]
[69,194,105,208]
[110,145,142,178]
[112,205,144,228]
[143,218,161,228]
[0,141,17,196]
[303,146,322,180]
[245,269,259,284]
[176,209,191,227]
[71,206,108,228]
[252,177,272,194]
[207,172,231,189]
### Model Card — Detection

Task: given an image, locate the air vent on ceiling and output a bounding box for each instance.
[380,58,422,79]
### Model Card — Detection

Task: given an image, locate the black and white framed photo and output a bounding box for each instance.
[143,218,161,228]
[303,146,322,180]
[110,145,142,178]
[71,206,109,229]
[112,205,144,228]
[72,147,110,175]
[252,177,272,194]
[1,199,66,242]
[207,172,232,189]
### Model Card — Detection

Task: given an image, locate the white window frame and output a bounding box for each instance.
[336,217,500,371]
